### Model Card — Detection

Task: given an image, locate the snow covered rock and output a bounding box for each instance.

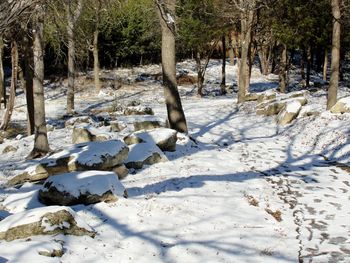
[124,142,168,169]
[123,106,154,116]
[298,105,321,118]
[110,120,127,132]
[277,100,302,125]
[257,89,277,102]
[330,97,350,114]
[0,206,95,241]
[245,93,260,101]
[65,116,95,127]
[72,125,111,144]
[39,171,127,206]
[2,145,18,154]
[256,97,307,116]
[3,188,44,213]
[45,140,129,172]
[7,164,49,186]
[117,115,164,131]
[124,128,178,152]
[284,90,309,99]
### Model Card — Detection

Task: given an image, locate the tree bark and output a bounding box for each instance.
[27,6,49,159]
[221,34,226,95]
[323,49,328,81]
[195,52,204,97]
[0,36,4,109]
[155,0,188,133]
[306,47,311,87]
[228,32,235,65]
[237,5,254,103]
[0,41,18,130]
[66,0,83,114]
[93,29,101,93]
[327,0,340,109]
[279,43,288,93]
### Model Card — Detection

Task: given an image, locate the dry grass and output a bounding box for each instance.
[265,208,282,222]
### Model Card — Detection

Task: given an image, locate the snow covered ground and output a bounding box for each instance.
[0,60,350,262]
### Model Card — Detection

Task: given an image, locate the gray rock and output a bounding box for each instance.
[330,97,350,114]
[124,106,154,116]
[277,100,302,125]
[39,171,127,206]
[0,206,95,241]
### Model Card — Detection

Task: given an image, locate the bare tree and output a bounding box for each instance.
[27,5,50,159]
[0,36,4,109]
[327,0,341,109]
[155,0,188,133]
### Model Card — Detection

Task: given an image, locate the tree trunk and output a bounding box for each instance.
[0,41,18,130]
[93,29,101,93]
[327,0,340,109]
[323,49,328,81]
[221,35,226,95]
[155,0,188,134]
[66,0,83,114]
[279,43,288,93]
[258,46,270,76]
[195,52,204,97]
[0,36,4,109]
[238,8,254,103]
[306,47,311,87]
[301,49,306,80]
[27,7,49,159]
[228,32,235,65]
[23,30,35,135]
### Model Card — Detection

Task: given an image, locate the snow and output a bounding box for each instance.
[285,100,302,113]
[0,206,92,233]
[40,171,126,198]
[1,60,350,262]
[130,128,176,144]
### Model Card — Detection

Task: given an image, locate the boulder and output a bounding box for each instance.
[277,100,302,125]
[298,105,321,118]
[330,97,350,113]
[117,115,164,131]
[124,128,178,152]
[65,116,94,127]
[7,140,129,186]
[125,142,168,169]
[39,171,127,206]
[245,93,260,101]
[123,106,154,116]
[113,164,129,180]
[256,97,307,116]
[72,125,112,144]
[110,121,127,132]
[7,163,49,186]
[45,140,129,172]
[0,206,95,241]
[284,90,309,99]
[257,90,277,102]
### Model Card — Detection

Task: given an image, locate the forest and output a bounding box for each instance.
[0,0,350,262]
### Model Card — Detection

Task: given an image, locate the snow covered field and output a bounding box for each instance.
[0,60,350,262]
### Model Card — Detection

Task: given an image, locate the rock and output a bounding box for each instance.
[124,128,178,152]
[123,106,154,116]
[0,206,95,241]
[277,100,302,125]
[72,126,94,144]
[45,140,129,172]
[0,210,11,221]
[72,125,112,144]
[113,164,129,180]
[256,97,307,116]
[125,142,168,169]
[2,145,18,154]
[39,171,127,206]
[245,93,259,101]
[65,116,94,127]
[285,90,309,99]
[3,188,44,213]
[7,164,49,186]
[330,97,350,113]
[298,105,321,118]
[257,90,277,102]
[110,121,127,132]
[117,115,165,131]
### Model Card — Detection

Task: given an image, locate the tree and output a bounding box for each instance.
[0,36,4,109]
[327,0,341,109]
[27,5,50,159]
[155,0,188,133]
[66,0,83,114]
